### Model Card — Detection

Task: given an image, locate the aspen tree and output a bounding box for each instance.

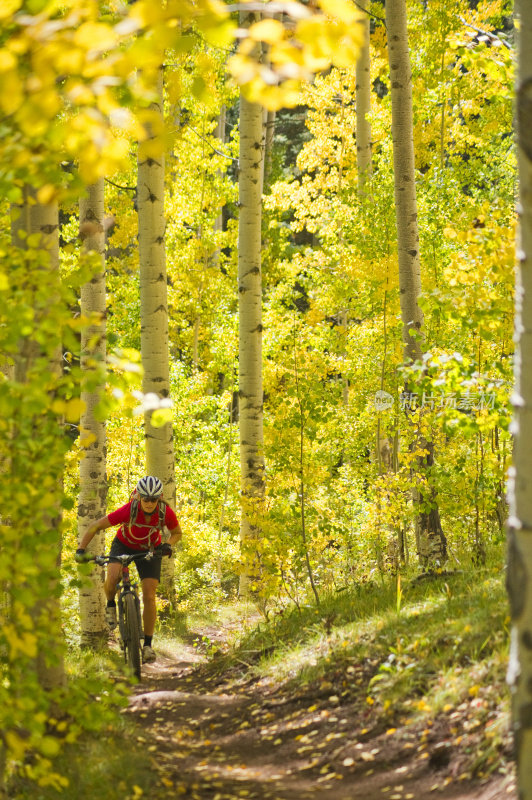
[137,68,177,594]
[385,0,446,566]
[238,10,266,597]
[28,197,66,690]
[507,1,532,795]
[356,0,372,194]
[78,179,107,645]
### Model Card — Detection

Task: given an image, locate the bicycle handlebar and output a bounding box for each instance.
[89,551,169,567]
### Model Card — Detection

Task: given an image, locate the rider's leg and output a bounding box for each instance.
[104,562,122,602]
[141,578,158,637]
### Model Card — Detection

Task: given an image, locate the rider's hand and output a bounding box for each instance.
[156,542,173,557]
[75,548,90,563]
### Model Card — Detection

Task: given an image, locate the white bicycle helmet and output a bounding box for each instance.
[136,475,163,499]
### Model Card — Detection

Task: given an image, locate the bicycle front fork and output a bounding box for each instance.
[118,589,144,645]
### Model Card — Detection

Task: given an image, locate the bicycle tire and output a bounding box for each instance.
[123,591,142,680]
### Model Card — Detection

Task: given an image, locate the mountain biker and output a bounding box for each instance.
[75,475,182,664]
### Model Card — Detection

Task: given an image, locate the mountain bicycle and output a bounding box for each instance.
[88,551,163,680]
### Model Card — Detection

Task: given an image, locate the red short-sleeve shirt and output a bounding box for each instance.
[108,502,179,550]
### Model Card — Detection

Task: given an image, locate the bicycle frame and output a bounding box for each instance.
[91,551,160,680]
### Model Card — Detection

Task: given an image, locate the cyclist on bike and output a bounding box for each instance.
[76,475,182,664]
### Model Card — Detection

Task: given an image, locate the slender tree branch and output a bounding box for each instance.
[354,1,386,24]
[105,178,136,192]
[458,17,511,49]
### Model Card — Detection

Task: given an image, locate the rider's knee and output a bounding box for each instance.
[142,585,157,603]
[104,574,119,593]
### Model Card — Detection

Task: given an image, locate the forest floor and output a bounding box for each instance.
[124,616,517,800]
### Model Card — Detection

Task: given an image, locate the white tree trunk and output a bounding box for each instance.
[356,0,372,194]
[238,15,266,596]
[137,69,176,593]
[507,2,532,795]
[386,0,423,365]
[78,179,108,645]
[386,0,446,566]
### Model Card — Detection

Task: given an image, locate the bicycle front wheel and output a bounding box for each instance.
[122,591,142,680]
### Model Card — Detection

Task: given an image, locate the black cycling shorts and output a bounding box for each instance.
[109,537,162,581]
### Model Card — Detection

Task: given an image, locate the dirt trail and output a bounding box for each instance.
[125,630,517,800]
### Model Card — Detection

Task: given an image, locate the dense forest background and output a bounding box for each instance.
[0,0,521,795]
[72,0,513,610]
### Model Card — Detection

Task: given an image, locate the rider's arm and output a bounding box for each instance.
[78,515,112,550]
[167,523,183,547]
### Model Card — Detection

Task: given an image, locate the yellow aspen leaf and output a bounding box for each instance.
[319,0,360,24]
[229,52,257,84]
[245,78,301,111]
[468,685,480,697]
[37,184,57,205]
[39,736,61,758]
[74,23,117,51]
[333,38,362,68]
[129,1,167,26]
[79,433,97,448]
[0,73,23,114]
[386,728,397,735]
[67,83,95,106]
[248,19,285,45]
[19,107,49,137]
[270,41,304,67]
[103,136,130,164]
[0,49,16,71]
[5,731,27,760]
[0,0,21,20]
[239,36,260,58]
[65,398,87,423]
[205,21,236,48]
[11,631,38,658]
[55,48,85,74]
[202,0,230,17]
[51,399,66,416]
